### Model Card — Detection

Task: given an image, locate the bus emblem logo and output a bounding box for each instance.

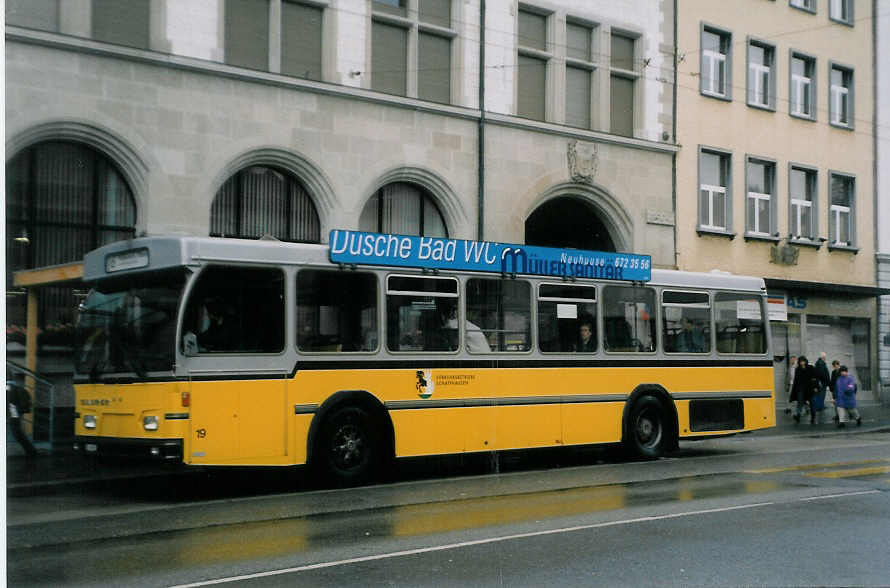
[416,370,434,399]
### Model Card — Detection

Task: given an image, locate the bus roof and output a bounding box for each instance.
[83,236,765,293]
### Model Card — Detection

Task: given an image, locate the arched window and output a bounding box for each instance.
[359,182,447,237]
[210,166,320,243]
[6,140,137,351]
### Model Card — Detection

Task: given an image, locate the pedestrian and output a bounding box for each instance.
[785,355,797,415]
[829,359,841,422]
[790,355,818,424]
[835,365,861,428]
[813,352,831,424]
[7,377,37,458]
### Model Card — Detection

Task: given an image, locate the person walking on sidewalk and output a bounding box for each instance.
[829,359,841,422]
[813,352,831,424]
[790,356,817,424]
[6,378,37,458]
[785,355,797,415]
[835,365,861,428]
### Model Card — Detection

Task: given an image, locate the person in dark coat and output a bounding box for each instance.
[829,359,841,422]
[790,355,818,424]
[7,378,37,458]
[813,352,831,424]
[835,366,861,428]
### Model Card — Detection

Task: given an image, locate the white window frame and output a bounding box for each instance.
[788,163,818,242]
[697,146,732,236]
[828,171,855,248]
[790,0,816,14]
[789,51,816,120]
[745,156,776,239]
[829,62,854,129]
[701,25,731,100]
[746,38,774,110]
[829,0,853,24]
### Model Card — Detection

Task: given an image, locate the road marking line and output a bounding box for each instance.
[805,466,890,479]
[798,490,881,501]
[169,502,774,588]
[746,458,890,474]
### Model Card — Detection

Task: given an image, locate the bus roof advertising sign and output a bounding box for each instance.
[329,230,651,282]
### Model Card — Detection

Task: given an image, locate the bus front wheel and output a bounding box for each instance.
[317,405,381,486]
[625,395,670,459]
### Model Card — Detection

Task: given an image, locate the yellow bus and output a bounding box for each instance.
[73,232,774,485]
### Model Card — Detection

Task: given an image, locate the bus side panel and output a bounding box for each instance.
[562,402,625,445]
[390,408,466,456]
[493,405,562,450]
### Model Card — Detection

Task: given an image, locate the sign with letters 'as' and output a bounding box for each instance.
[328,230,652,282]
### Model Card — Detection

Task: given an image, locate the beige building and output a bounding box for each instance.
[5,1,676,423]
[675,0,881,402]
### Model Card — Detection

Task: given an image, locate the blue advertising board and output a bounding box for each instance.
[329,230,651,282]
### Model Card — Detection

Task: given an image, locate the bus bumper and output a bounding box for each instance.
[74,436,184,461]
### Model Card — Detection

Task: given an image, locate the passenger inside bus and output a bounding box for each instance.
[198,298,237,352]
[576,320,596,352]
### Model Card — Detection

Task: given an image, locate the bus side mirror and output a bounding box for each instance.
[183,331,198,356]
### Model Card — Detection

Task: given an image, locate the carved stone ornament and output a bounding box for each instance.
[770,244,800,266]
[567,140,598,184]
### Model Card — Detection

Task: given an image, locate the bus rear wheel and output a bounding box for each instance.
[317,405,381,486]
[625,395,670,459]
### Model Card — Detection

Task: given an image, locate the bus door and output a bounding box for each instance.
[180,265,289,464]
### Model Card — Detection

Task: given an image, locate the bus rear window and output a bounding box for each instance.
[297,270,378,352]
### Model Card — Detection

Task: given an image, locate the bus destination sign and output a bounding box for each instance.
[329,230,651,282]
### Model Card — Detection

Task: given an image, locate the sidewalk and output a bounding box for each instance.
[7,403,890,494]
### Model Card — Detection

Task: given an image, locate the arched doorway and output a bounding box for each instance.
[525,196,616,252]
[210,165,320,243]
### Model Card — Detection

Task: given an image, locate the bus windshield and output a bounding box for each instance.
[75,273,185,378]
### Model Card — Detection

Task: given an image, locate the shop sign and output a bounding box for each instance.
[767,291,788,321]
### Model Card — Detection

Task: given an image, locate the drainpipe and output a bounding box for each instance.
[671,0,679,269]
[477,0,486,241]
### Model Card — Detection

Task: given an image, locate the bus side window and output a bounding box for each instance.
[603,285,656,353]
[715,293,766,354]
[466,278,531,352]
[182,266,285,354]
[296,270,378,352]
[385,276,458,353]
[662,291,711,354]
[537,284,597,353]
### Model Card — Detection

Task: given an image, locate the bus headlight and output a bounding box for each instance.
[143,416,159,431]
[83,415,97,429]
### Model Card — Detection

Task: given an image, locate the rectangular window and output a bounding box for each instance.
[92,0,151,50]
[790,0,816,12]
[829,173,854,246]
[662,291,711,354]
[282,1,323,80]
[830,64,853,127]
[466,279,531,353]
[5,0,59,32]
[419,0,451,28]
[699,149,730,231]
[701,27,730,98]
[565,22,594,130]
[297,271,378,352]
[537,284,597,353]
[747,41,774,109]
[715,293,766,354]
[517,9,549,122]
[372,21,408,96]
[830,0,853,23]
[790,53,815,118]
[609,32,636,137]
[386,276,458,352]
[418,33,451,104]
[789,166,816,239]
[184,266,285,354]
[373,0,407,17]
[225,0,270,70]
[603,286,656,353]
[746,158,775,236]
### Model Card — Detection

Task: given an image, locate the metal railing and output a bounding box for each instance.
[6,362,58,454]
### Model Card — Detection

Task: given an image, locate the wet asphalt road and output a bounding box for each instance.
[7,432,890,587]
